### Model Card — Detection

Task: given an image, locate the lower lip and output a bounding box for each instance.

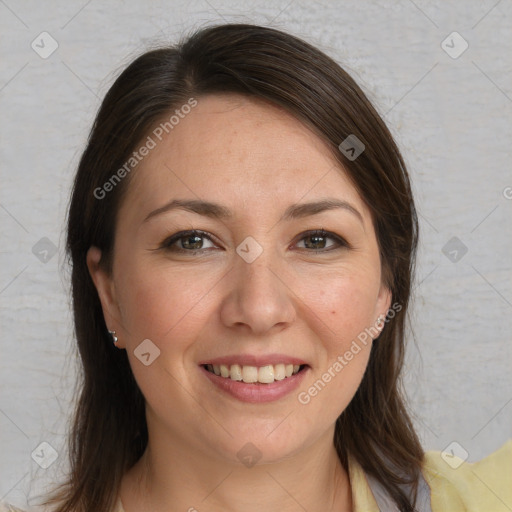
[199,365,309,403]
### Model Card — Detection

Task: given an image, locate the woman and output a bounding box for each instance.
[5,23,510,512]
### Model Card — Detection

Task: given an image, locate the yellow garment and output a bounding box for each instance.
[349,440,512,511]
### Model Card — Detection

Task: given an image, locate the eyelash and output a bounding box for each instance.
[159,229,349,255]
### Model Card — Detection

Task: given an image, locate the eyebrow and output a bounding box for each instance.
[143,198,364,224]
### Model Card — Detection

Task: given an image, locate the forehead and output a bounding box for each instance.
[119,94,368,223]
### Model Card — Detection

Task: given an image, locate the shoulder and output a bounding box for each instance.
[422,439,512,511]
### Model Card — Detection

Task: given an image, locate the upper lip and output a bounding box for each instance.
[198,353,309,367]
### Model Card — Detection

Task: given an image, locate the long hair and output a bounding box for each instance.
[44,23,422,512]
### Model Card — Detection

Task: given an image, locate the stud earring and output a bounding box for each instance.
[108,329,118,346]
[376,315,386,329]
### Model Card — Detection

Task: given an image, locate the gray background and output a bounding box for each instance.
[1,0,511,509]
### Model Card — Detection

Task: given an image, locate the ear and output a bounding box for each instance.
[86,246,125,349]
[374,282,393,337]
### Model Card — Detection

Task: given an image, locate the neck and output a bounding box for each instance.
[120,423,352,512]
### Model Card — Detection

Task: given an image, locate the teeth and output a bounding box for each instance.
[258,365,274,384]
[274,363,286,380]
[242,365,258,383]
[205,363,303,383]
[230,364,242,381]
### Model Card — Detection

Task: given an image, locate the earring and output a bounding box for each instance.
[108,329,118,346]
[376,315,386,329]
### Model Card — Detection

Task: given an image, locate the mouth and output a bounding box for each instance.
[201,363,308,384]
[198,356,311,404]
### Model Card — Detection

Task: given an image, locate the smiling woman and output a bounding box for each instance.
[12,22,510,512]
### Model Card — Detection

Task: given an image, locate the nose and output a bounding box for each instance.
[219,250,296,336]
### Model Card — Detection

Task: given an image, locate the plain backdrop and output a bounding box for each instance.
[1,0,511,508]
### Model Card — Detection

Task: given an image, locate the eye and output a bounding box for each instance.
[294,229,348,252]
[158,228,348,255]
[160,230,217,253]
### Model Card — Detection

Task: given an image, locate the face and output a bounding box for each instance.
[88,94,391,465]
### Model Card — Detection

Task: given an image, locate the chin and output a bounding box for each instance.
[211,425,309,466]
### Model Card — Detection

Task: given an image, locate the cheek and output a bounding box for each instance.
[299,266,381,343]
[113,261,222,402]
[115,258,222,344]
[293,270,379,416]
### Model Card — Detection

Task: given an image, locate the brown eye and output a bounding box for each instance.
[295,230,348,252]
[302,233,329,250]
[180,233,204,250]
[160,230,216,253]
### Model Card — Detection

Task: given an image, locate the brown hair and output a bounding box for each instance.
[44,23,422,512]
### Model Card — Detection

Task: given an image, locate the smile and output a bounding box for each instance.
[199,362,310,403]
[202,363,306,384]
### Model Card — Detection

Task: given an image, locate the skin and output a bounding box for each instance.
[87,94,391,512]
